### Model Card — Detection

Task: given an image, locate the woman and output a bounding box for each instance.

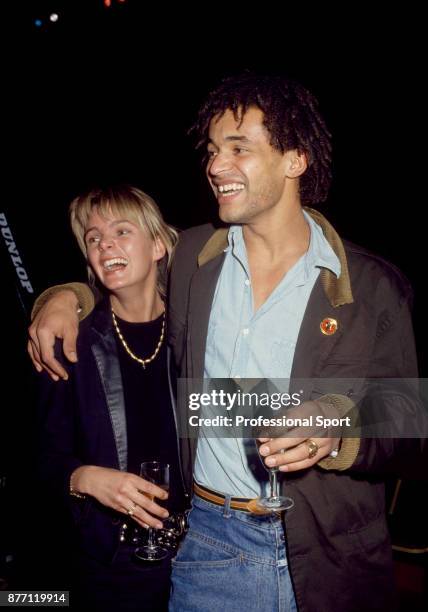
[37,185,186,611]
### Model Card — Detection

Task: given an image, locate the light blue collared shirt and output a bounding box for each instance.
[194,211,341,497]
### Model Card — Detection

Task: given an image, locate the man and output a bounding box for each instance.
[29,74,423,611]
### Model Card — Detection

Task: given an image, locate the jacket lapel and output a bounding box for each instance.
[167,345,196,494]
[91,303,128,472]
[188,253,226,379]
[290,276,344,380]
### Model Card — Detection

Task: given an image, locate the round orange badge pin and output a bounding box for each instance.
[320,318,338,335]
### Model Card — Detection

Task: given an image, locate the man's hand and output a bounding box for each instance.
[258,435,341,472]
[72,466,169,530]
[27,290,80,381]
[258,399,342,472]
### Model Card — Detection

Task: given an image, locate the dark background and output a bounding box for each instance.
[1,0,426,598]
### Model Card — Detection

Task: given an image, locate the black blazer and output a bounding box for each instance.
[37,298,180,564]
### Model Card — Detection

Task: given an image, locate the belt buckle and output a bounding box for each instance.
[154,512,189,551]
[194,482,272,517]
[121,512,189,552]
[246,498,275,516]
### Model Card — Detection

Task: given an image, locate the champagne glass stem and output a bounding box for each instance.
[147,527,156,548]
[255,439,294,511]
[134,461,170,561]
[269,468,278,499]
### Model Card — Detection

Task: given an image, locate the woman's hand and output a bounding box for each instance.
[71,465,169,529]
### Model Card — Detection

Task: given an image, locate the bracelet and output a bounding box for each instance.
[69,473,86,499]
[70,485,86,499]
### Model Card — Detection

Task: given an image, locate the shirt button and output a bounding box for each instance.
[244,279,251,286]
[242,328,249,336]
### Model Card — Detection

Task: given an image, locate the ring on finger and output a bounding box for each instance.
[306,439,319,459]
[126,502,137,517]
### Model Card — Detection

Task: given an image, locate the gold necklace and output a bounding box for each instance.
[111,309,165,369]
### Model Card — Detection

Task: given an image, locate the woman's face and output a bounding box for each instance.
[84,208,164,295]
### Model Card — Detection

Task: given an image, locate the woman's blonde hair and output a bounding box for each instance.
[69,185,178,297]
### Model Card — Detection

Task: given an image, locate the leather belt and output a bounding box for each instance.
[194,482,272,516]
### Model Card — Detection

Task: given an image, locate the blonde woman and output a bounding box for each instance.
[37,186,185,611]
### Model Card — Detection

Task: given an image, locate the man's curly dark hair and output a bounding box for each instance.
[190,72,332,205]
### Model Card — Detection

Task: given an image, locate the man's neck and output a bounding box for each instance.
[241,202,311,312]
[242,203,310,265]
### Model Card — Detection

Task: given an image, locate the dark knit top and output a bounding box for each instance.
[113,312,185,512]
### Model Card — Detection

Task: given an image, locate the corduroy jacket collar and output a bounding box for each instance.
[197,207,353,308]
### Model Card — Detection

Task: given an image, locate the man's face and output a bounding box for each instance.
[206,107,289,225]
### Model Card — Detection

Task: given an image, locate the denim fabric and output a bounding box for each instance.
[169,495,297,612]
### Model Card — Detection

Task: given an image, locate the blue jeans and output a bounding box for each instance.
[169,494,297,612]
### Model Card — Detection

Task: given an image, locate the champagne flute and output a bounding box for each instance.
[255,440,294,511]
[134,461,170,561]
